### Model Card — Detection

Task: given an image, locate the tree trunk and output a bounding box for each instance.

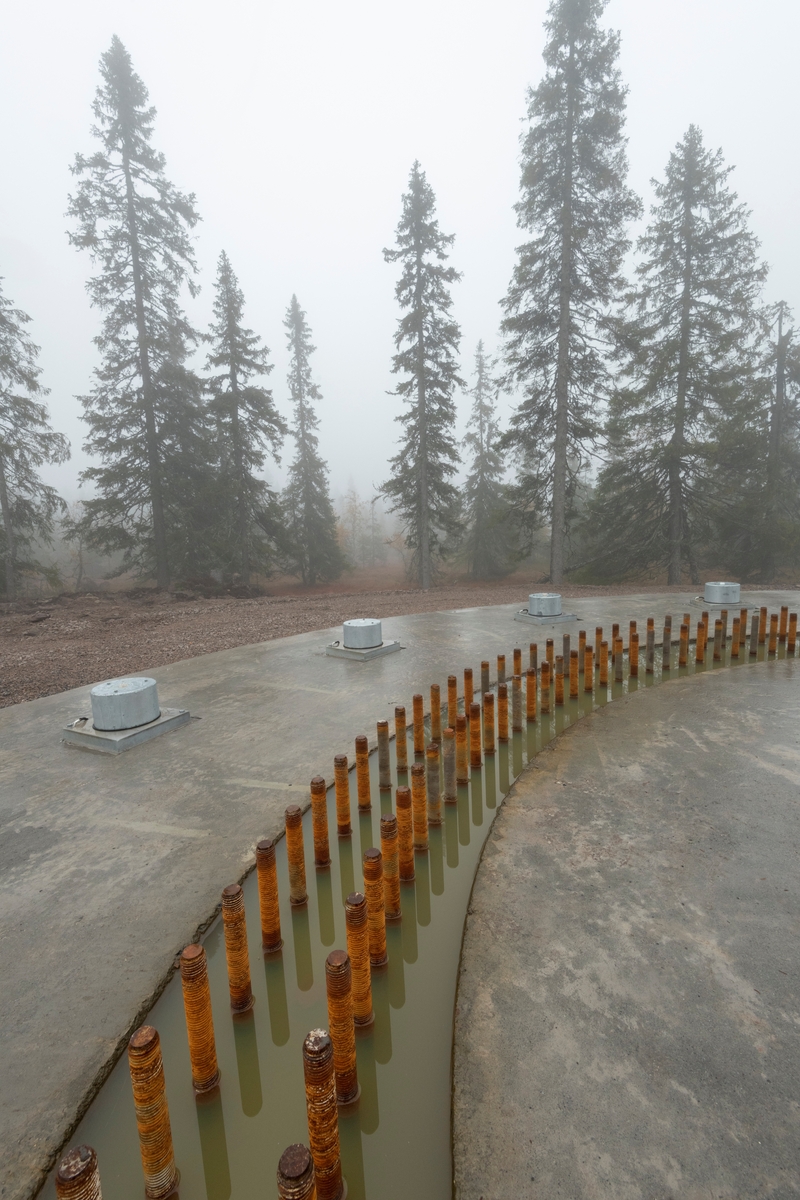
[550,36,576,589]
[121,147,170,589]
[668,168,695,585]
[0,455,16,601]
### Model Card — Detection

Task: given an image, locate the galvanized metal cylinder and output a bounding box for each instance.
[90,677,160,731]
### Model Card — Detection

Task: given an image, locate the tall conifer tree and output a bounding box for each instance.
[206,251,287,582]
[281,297,343,586]
[463,342,512,578]
[68,36,204,586]
[501,0,640,585]
[584,126,766,582]
[382,162,463,588]
[0,280,69,598]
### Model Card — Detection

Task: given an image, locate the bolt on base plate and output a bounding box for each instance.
[325,640,403,661]
[514,609,578,625]
[62,707,191,753]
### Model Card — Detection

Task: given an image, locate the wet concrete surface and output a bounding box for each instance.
[1,589,796,1200]
[453,659,800,1199]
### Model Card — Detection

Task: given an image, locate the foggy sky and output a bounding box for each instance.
[1,0,797,505]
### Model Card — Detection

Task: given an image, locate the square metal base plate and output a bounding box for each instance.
[325,640,403,661]
[691,595,744,609]
[514,610,578,625]
[62,707,191,754]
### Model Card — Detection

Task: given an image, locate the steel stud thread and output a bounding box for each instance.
[629,620,637,652]
[380,814,402,917]
[740,608,748,645]
[443,727,457,801]
[395,787,415,881]
[529,642,538,671]
[584,647,594,690]
[594,626,603,668]
[749,613,760,657]
[311,776,331,868]
[554,656,564,706]
[355,736,371,811]
[426,742,443,825]
[377,721,391,791]
[394,706,408,772]
[630,631,639,677]
[430,684,442,743]
[481,661,491,694]
[410,763,429,849]
[277,1143,316,1200]
[525,668,537,722]
[540,661,551,714]
[720,609,728,643]
[498,683,509,741]
[285,806,308,906]
[412,693,425,757]
[780,605,789,642]
[790,612,798,653]
[128,1026,179,1200]
[180,945,220,1094]
[731,617,741,658]
[599,641,609,686]
[455,714,469,783]
[511,675,523,733]
[302,1030,344,1200]
[483,692,496,754]
[363,848,388,966]
[447,675,458,725]
[546,638,554,667]
[469,702,482,766]
[464,667,474,711]
[662,622,671,670]
[612,624,619,649]
[345,892,374,1024]
[569,650,579,698]
[497,654,506,686]
[759,606,768,644]
[614,637,624,683]
[768,612,778,655]
[333,756,351,838]
[682,612,691,629]
[221,884,254,1012]
[325,950,359,1105]
[696,620,706,664]
[562,634,571,663]
[646,626,655,674]
[256,838,283,953]
[679,623,689,668]
[713,619,723,661]
[578,630,586,673]
[513,647,522,677]
[55,1146,102,1200]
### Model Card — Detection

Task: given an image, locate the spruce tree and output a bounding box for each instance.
[281,296,344,586]
[463,342,512,578]
[584,126,766,583]
[382,162,463,588]
[501,0,640,586]
[0,280,70,599]
[68,36,205,587]
[206,251,287,583]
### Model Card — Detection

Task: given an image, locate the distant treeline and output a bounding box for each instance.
[1,1,798,601]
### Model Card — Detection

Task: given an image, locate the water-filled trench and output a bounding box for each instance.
[42,631,792,1200]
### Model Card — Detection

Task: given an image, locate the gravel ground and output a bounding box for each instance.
[0,578,787,708]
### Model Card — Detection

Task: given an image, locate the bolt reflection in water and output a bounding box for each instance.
[484,763,497,812]
[355,1028,379,1134]
[457,783,471,846]
[232,1010,262,1117]
[339,1110,367,1200]
[445,805,459,868]
[415,850,431,927]
[316,868,335,947]
[371,968,392,1065]
[290,905,313,992]
[471,768,483,827]
[338,835,355,906]
[386,924,405,1009]
[429,827,444,896]
[400,879,418,963]
[263,952,290,1046]
[196,1089,232,1200]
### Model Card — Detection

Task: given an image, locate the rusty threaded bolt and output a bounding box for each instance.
[759,606,768,644]
[497,654,506,686]
[128,1026,178,1200]
[285,805,308,906]
[749,613,759,656]
[483,692,495,753]
[789,612,798,653]
[345,891,373,1024]
[731,616,741,658]
[630,631,639,676]
[302,1030,344,1200]
[714,619,724,661]
[599,641,609,686]
[380,813,401,918]
[355,735,371,811]
[769,612,778,656]
[526,668,537,721]
[529,642,538,671]
[464,667,474,710]
[584,647,594,690]
[612,622,619,643]
[720,609,728,643]
[511,675,522,733]
[780,605,789,642]
[562,633,570,663]
[497,683,509,741]
[394,706,408,772]
[325,950,359,1104]
[629,620,636,651]
[554,656,564,706]
[412,694,425,756]
[455,713,468,783]
[546,638,554,667]
[277,1143,315,1200]
[333,755,351,838]
[447,674,458,725]
[481,660,490,694]
[646,626,655,674]
[180,944,220,1094]
[430,684,442,743]
[256,838,282,952]
[443,726,457,801]
[222,883,253,1012]
[469,702,482,766]
[311,775,330,867]
[569,650,579,698]
[426,741,442,825]
[55,1146,102,1200]
[696,621,706,664]
[740,607,748,644]
[396,786,415,881]
[411,762,428,850]
[594,626,603,667]
[540,661,551,714]
[513,647,522,676]
[614,637,624,683]
[363,848,388,966]
[662,622,671,670]
[678,623,688,667]
[377,721,391,791]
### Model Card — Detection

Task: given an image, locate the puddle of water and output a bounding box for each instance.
[41,638,787,1200]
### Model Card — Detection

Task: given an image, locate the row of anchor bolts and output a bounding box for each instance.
[55,605,797,1200]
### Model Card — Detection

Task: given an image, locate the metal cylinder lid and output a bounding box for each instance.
[90,677,161,731]
[528,593,562,617]
[343,618,383,649]
[704,581,740,604]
